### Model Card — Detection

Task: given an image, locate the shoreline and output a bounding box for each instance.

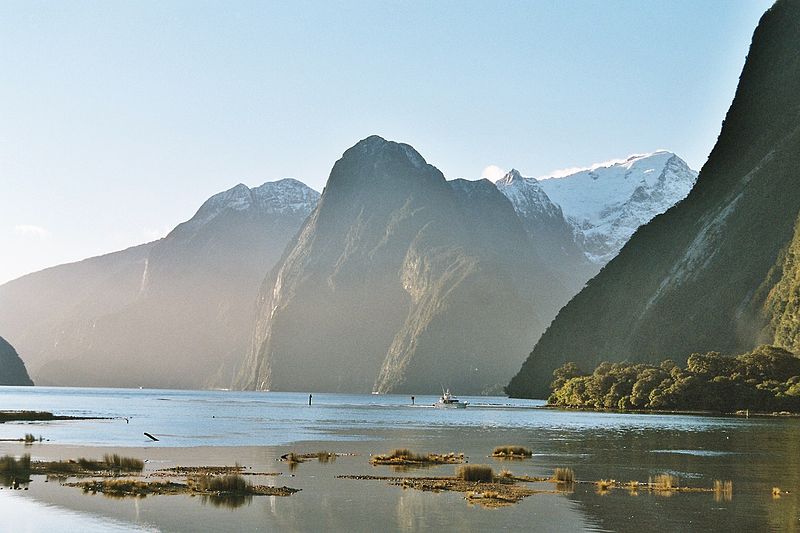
[535,404,800,418]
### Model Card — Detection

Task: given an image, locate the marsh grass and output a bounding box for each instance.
[552,467,575,483]
[456,464,493,482]
[370,449,463,466]
[190,473,250,493]
[499,469,514,479]
[595,479,614,494]
[491,446,532,458]
[649,474,677,490]
[713,479,733,502]
[387,449,424,461]
[15,455,146,477]
[103,454,145,472]
[83,479,154,495]
[316,451,336,463]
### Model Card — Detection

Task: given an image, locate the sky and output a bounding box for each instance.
[0,0,775,285]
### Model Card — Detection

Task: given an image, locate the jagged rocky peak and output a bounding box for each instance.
[494,168,563,220]
[495,168,524,185]
[251,178,321,215]
[188,179,320,228]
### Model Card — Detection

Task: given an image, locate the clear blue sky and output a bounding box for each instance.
[0,0,774,284]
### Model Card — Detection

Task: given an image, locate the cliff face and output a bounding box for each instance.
[508,0,800,398]
[236,136,564,394]
[0,336,33,386]
[0,180,319,389]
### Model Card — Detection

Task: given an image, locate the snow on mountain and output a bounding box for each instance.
[189,178,320,228]
[537,151,698,264]
[495,169,564,222]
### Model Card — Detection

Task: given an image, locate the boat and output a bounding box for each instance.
[434,388,468,409]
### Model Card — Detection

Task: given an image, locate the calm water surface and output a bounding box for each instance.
[0,386,798,532]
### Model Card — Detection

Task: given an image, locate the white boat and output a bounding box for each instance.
[435,388,468,409]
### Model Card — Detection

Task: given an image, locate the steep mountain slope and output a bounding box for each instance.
[236,136,564,394]
[495,170,595,293]
[507,0,800,398]
[0,243,155,378]
[537,152,697,265]
[0,179,319,388]
[0,336,33,386]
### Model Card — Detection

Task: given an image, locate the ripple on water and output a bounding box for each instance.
[650,449,736,457]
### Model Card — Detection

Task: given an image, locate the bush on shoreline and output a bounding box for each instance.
[548,345,800,413]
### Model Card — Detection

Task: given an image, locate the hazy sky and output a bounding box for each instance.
[0,1,774,284]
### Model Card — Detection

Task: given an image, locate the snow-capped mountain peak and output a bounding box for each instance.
[188,179,320,229]
[495,169,563,221]
[495,168,524,185]
[251,178,321,215]
[537,151,698,264]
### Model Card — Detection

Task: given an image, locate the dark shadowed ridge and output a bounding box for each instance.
[507,0,800,398]
[0,336,33,386]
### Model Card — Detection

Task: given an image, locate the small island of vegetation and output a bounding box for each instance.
[547,345,800,413]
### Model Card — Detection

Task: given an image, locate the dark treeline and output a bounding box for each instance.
[548,345,800,413]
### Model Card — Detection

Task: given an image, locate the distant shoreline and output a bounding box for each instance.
[538,404,800,418]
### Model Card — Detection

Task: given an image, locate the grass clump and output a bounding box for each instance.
[552,467,575,483]
[389,448,412,457]
[713,479,734,501]
[103,454,144,472]
[281,451,338,465]
[81,479,165,496]
[498,469,514,479]
[456,464,494,483]
[595,479,614,493]
[491,445,532,458]
[316,451,336,463]
[191,473,250,493]
[284,452,303,464]
[370,449,463,466]
[649,474,677,490]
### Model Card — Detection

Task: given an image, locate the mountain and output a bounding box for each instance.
[0,179,319,388]
[495,170,595,294]
[507,0,800,398]
[537,151,698,265]
[235,136,565,394]
[0,336,33,386]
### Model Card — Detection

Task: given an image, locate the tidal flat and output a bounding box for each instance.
[0,387,798,532]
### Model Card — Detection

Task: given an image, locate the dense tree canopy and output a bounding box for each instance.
[548,345,800,413]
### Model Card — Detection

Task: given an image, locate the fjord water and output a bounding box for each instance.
[1,387,798,532]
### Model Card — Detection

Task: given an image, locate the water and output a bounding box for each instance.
[0,386,798,532]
